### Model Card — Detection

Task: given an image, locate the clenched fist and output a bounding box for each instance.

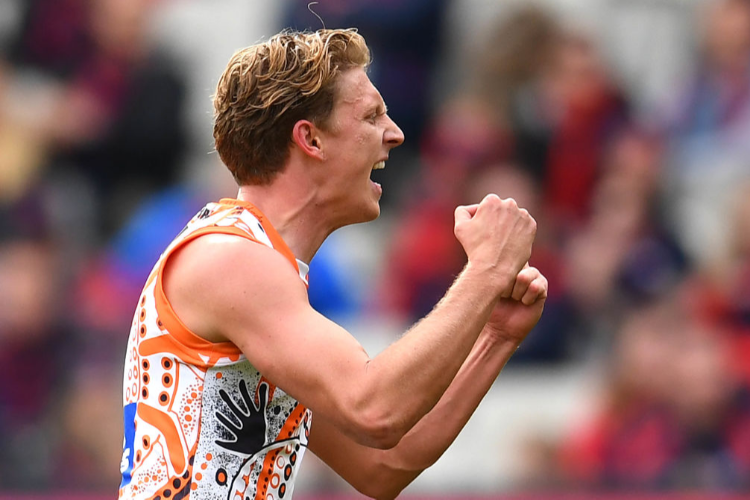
[484,264,548,345]
[454,194,537,298]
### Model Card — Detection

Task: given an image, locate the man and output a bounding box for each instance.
[119,29,547,500]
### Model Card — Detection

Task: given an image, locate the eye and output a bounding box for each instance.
[366,104,386,123]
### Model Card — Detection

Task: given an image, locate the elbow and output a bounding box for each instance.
[353,463,410,500]
[339,369,417,449]
[360,486,402,500]
[341,394,409,449]
[354,408,407,450]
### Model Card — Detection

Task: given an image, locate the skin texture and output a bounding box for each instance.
[163,67,548,499]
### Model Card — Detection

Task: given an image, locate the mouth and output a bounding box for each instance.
[370,160,386,183]
[370,160,386,195]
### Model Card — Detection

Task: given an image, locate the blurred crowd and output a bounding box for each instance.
[1,0,750,494]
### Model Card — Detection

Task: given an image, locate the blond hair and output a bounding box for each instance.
[213,29,370,185]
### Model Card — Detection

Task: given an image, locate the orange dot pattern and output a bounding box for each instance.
[119,200,312,499]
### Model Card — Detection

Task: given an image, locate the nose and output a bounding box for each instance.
[384,115,405,148]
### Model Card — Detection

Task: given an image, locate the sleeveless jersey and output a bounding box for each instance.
[119,198,312,500]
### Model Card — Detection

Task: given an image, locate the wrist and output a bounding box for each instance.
[480,323,525,350]
[474,327,522,364]
[463,260,517,298]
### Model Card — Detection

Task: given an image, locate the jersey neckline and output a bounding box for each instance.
[218,198,308,284]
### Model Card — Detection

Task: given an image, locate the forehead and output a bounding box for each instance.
[334,67,383,110]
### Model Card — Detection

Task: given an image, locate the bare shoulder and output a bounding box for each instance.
[163,233,309,343]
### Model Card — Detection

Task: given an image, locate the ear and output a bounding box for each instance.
[291,120,325,160]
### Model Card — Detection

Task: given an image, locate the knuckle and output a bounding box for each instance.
[525,285,540,300]
[519,269,534,283]
[483,194,500,208]
[532,277,548,293]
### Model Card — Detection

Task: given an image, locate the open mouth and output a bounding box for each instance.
[371,160,386,184]
[369,160,386,198]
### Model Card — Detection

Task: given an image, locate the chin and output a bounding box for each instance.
[363,205,381,222]
[364,196,382,220]
[345,201,381,226]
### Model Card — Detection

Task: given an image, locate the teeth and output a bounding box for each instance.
[373,161,385,170]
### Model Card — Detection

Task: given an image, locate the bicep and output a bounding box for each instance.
[228,283,372,423]
[172,235,373,438]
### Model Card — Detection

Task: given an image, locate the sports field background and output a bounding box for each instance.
[1,0,750,497]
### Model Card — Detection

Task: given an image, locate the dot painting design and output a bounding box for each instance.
[119,200,313,499]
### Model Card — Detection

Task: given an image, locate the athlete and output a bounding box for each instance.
[119,29,547,500]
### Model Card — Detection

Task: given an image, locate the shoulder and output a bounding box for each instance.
[169,233,301,284]
[163,232,308,342]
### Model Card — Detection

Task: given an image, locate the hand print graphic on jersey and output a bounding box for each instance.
[193,362,311,499]
[215,380,271,455]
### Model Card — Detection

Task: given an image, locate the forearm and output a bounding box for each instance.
[310,331,520,500]
[363,263,509,439]
[381,332,519,476]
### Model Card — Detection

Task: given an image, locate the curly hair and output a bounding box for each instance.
[213,29,371,185]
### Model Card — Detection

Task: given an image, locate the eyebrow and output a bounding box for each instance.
[372,101,387,114]
[363,102,386,118]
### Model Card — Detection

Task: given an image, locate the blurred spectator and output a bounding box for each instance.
[55,367,123,490]
[540,33,630,231]
[563,129,687,349]
[682,180,750,385]
[561,293,750,490]
[722,183,750,383]
[0,237,70,489]
[1,0,187,239]
[561,299,684,489]
[475,7,630,231]
[659,0,750,268]
[472,5,562,181]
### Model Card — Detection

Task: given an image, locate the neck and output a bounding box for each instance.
[236,176,333,264]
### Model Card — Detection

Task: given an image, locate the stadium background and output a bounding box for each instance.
[2,0,750,497]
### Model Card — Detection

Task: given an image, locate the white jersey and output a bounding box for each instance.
[119,198,312,500]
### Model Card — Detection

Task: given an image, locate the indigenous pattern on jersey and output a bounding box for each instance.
[119,199,312,500]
